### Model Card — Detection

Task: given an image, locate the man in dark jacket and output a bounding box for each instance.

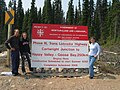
[5,29,20,76]
[20,32,33,75]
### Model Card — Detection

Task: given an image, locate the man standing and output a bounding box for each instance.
[5,29,20,76]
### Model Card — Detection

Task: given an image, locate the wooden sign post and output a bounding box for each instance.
[5,8,14,67]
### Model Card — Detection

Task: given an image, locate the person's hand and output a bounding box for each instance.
[29,53,31,57]
[94,55,97,58]
[11,48,15,51]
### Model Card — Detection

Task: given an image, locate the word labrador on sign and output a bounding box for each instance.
[5,9,14,25]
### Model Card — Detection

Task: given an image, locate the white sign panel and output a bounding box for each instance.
[31,24,89,68]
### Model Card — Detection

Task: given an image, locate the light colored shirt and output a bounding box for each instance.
[89,42,100,56]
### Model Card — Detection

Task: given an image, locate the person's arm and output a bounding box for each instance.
[5,37,12,50]
[19,39,23,55]
[96,43,101,56]
[28,41,31,54]
[94,43,100,57]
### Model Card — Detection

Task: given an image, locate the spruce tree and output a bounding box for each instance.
[106,1,112,42]
[28,0,37,39]
[53,0,63,24]
[94,0,102,40]
[42,0,53,24]
[38,7,41,23]
[109,1,120,42]
[22,9,30,33]
[78,0,82,25]
[82,0,89,25]
[52,2,55,23]
[112,0,119,4]
[8,0,12,8]
[74,6,79,25]
[16,0,24,31]
[100,0,108,44]
[0,0,6,44]
[88,0,94,37]
[66,0,74,25]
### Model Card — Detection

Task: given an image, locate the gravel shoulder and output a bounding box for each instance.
[0,65,120,90]
[0,74,120,90]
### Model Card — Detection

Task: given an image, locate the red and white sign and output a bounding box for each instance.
[31,24,89,68]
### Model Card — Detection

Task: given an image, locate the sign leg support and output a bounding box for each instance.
[6,24,12,67]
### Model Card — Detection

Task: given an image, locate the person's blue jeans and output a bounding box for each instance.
[89,56,96,77]
[11,50,20,74]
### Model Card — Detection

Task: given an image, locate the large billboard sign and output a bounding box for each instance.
[31,24,89,68]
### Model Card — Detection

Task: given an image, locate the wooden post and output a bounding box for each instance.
[6,24,12,67]
[5,7,14,67]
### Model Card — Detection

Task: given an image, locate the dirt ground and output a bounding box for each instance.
[0,64,120,90]
[0,75,120,90]
[0,72,120,90]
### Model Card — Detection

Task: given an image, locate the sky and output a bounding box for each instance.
[4,0,89,15]
[4,0,111,15]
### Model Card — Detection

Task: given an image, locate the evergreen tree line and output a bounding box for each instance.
[0,0,120,45]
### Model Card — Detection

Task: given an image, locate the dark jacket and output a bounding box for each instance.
[20,38,31,55]
[5,35,19,50]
